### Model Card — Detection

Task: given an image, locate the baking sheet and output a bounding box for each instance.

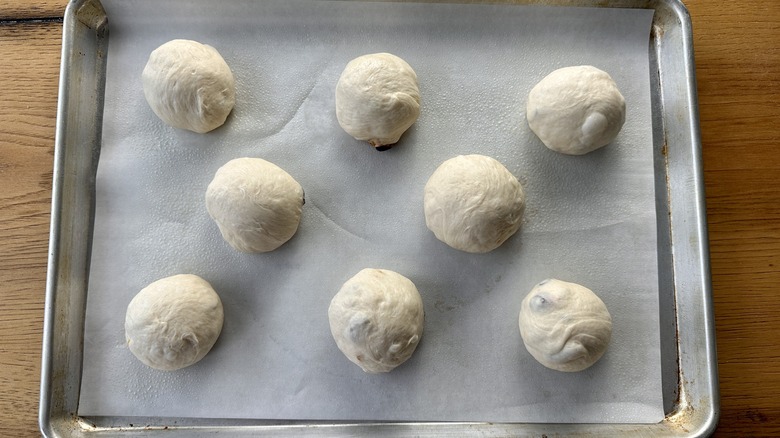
[79,0,661,423]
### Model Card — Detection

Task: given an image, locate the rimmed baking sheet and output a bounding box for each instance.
[40,0,719,436]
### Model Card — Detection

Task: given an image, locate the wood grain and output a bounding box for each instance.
[0,0,779,436]
[686,0,780,436]
[0,1,66,20]
[0,21,62,438]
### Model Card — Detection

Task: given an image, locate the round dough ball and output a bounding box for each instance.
[526,65,625,155]
[125,274,224,371]
[518,279,612,372]
[205,157,304,253]
[328,268,424,373]
[142,39,236,133]
[424,154,525,253]
[335,53,421,149]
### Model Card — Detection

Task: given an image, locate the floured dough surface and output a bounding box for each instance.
[328,268,425,373]
[518,279,612,372]
[424,154,525,253]
[205,157,304,253]
[526,65,625,155]
[142,39,236,133]
[125,274,224,371]
[335,53,421,148]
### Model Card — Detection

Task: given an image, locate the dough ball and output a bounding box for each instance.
[424,154,525,253]
[526,65,625,155]
[335,53,421,149]
[125,274,224,371]
[205,157,304,253]
[142,39,236,133]
[328,268,424,373]
[518,279,612,372]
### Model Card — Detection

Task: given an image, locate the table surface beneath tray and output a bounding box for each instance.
[0,0,778,436]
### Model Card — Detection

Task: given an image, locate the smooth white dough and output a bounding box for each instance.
[142,39,236,133]
[424,154,525,253]
[205,157,304,253]
[518,279,612,372]
[328,268,425,373]
[335,53,421,148]
[125,274,224,371]
[526,65,625,155]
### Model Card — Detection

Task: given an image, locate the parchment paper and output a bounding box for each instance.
[79,0,661,423]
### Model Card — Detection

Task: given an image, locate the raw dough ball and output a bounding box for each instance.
[205,157,304,253]
[125,274,224,371]
[526,65,625,155]
[518,279,612,372]
[335,53,421,149]
[142,39,236,133]
[424,154,525,253]
[328,268,424,373]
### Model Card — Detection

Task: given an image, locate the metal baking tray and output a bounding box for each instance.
[40,0,718,435]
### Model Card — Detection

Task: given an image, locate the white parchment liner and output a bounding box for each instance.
[80,0,661,423]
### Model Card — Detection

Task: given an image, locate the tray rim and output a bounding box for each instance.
[40,0,719,436]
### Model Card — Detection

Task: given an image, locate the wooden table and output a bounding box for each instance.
[1,1,778,436]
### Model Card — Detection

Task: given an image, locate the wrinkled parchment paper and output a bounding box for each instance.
[80,0,661,423]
